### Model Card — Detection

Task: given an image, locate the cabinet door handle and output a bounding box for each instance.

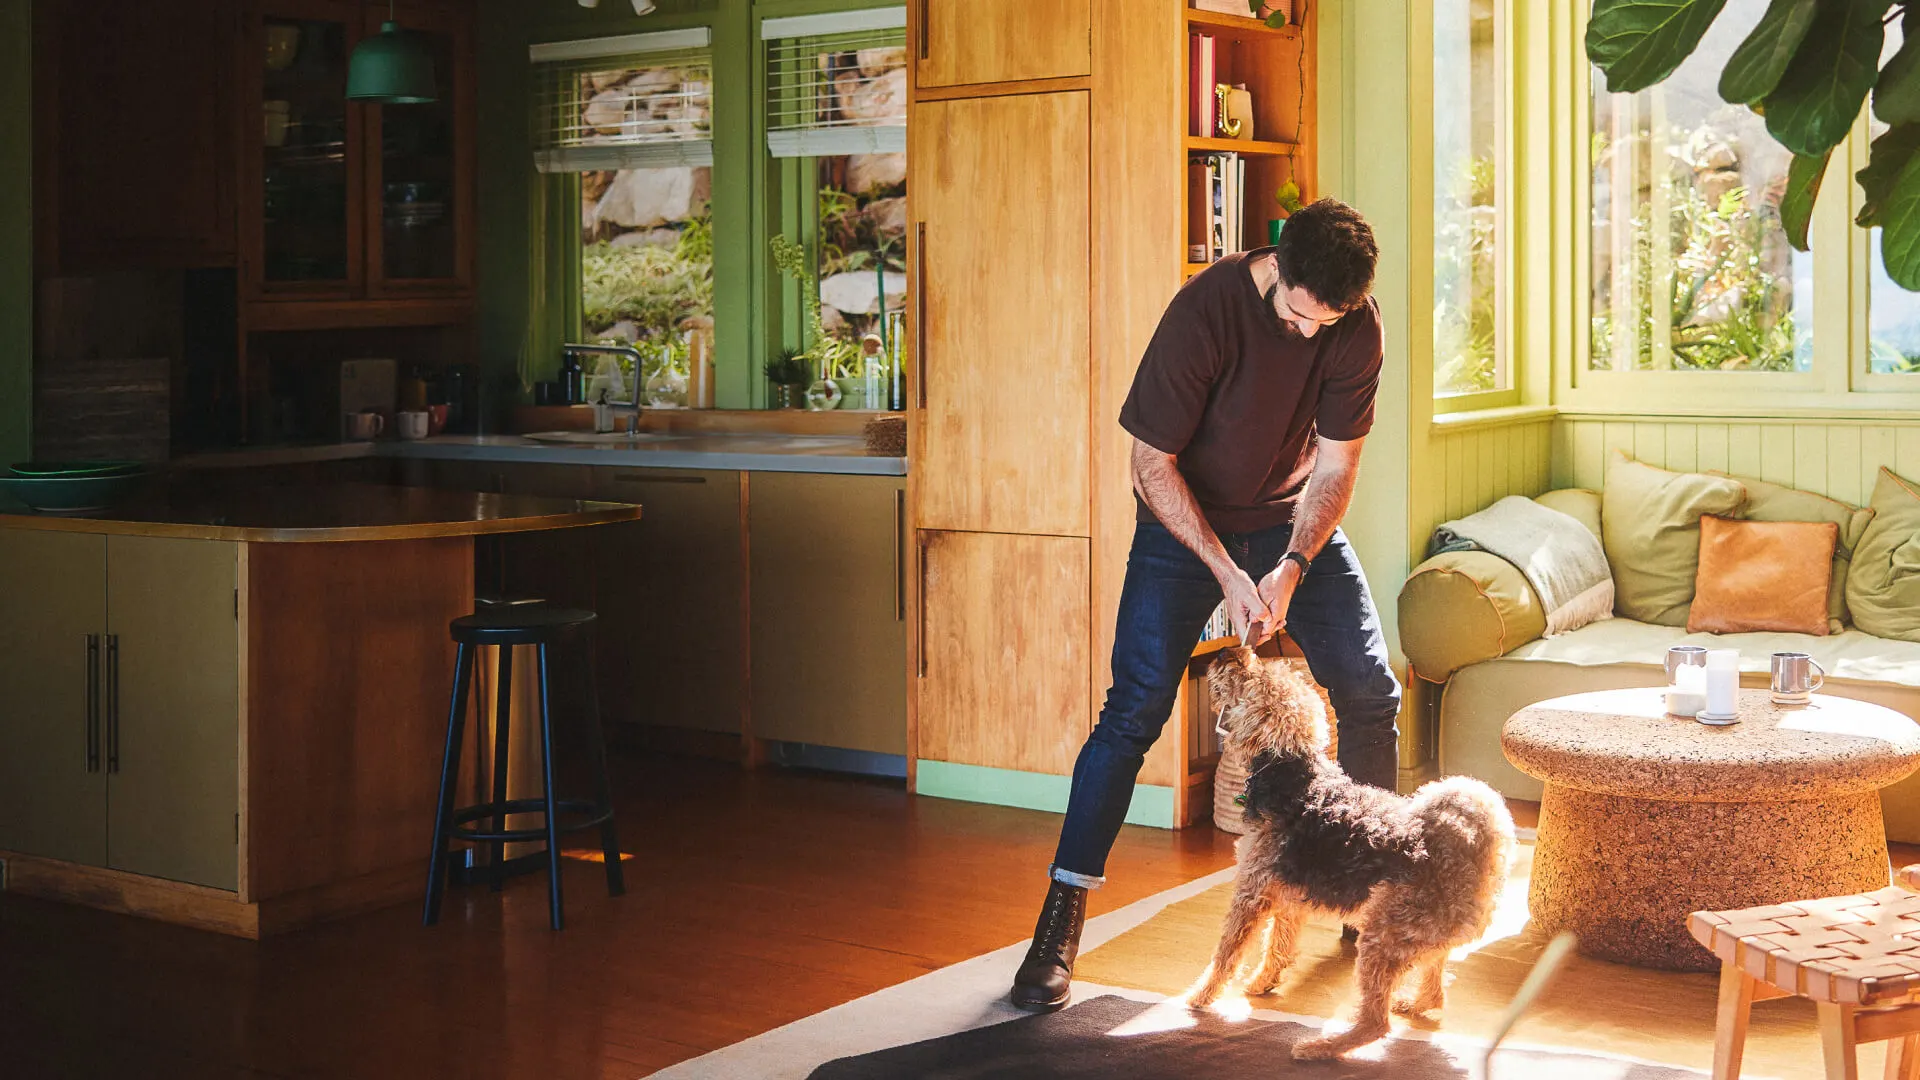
[106,634,120,774]
[916,534,929,678]
[85,634,100,774]
[894,490,906,622]
[914,222,928,410]
[917,0,929,60]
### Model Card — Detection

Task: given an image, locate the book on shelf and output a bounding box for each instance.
[1191,0,1250,13]
[1198,602,1232,643]
[1190,152,1248,263]
[1189,33,1215,137]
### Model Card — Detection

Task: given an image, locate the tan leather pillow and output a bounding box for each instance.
[1688,516,1836,636]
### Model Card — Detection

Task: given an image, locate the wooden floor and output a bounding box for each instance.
[0,751,1236,1080]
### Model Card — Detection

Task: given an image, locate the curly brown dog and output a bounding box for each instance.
[1188,647,1514,1060]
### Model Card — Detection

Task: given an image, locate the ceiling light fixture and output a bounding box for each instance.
[346,0,437,104]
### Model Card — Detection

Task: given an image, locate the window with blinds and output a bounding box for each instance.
[531,28,713,173]
[764,8,906,159]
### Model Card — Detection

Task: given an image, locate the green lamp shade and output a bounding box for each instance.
[347,21,436,104]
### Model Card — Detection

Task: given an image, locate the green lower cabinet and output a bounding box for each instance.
[748,473,908,755]
[0,530,239,892]
[0,530,110,868]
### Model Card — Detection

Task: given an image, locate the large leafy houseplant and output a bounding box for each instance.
[1586,0,1920,288]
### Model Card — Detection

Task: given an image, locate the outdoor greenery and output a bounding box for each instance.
[582,204,714,341]
[770,232,861,379]
[1435,155,1499,391]
[1587,0,1920,288]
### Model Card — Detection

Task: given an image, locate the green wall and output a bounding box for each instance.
[476,0,883,410]
[1,0,30,464]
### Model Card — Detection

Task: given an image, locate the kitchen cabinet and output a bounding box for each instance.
[591,467,745,735]
[749,473,907,755]
[915,0,1091,88]
[34,0,240,272]
[916,530,1090,775]
[0,532,239,890]
[240,0,475,307]
[911,92,1090,537]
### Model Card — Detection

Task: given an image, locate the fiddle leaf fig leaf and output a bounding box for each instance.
[1718,0,1819,105]
[1761,0,1891,157]
[1877,151,1920,289]
[1780,150,1830,251]
[1587,0,1728,93]
[1876,11,1920,124]
[1858,124,1920,228]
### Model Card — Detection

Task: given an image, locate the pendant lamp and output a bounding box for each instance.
[347,1,436,104]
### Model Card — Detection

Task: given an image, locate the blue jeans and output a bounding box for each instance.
[1051,519,1402,886]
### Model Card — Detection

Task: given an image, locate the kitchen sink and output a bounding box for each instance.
[520,430,690,445]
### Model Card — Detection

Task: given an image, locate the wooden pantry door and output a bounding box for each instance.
[917,530,1090,776]
[912,91,1091,539]
[915,0,1091,88]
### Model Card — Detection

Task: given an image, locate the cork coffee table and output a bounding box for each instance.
[1502,687,1920,971]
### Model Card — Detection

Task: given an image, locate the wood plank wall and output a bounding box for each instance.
[1413,419,1554,557]
[1550,417,1920,506]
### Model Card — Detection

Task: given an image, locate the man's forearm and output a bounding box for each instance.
[1132,439,1235,582]
[1287,446,1361,563]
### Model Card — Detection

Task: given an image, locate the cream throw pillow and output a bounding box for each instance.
[1602,451,1747,626]
[1847,467,1920,643]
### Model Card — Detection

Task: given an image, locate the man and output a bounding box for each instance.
[1010,198,1401,1010]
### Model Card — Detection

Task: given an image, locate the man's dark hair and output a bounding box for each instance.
[1273,198,1377,312]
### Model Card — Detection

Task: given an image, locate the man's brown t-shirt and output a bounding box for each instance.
[1119,248,1383,534]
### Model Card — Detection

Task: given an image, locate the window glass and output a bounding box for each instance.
[577,65,714,403]
[1434,0,1502,396]
[1869,23,1920,375]
[1588,0,1810,373]
[812,152,907,410]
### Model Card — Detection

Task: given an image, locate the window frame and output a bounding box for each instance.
[1556,0,1920,416]
[1432,0,1519,414]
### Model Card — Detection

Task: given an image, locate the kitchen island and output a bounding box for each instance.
[0,481,640,937]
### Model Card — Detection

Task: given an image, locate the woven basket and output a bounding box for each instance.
[1213,656,1336,834]
[863,415,906,456]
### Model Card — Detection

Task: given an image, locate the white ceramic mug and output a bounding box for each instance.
[396,410,430,440]
[343,410,384,441]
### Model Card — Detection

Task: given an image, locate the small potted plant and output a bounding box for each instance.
[764,349,811,409]
[1269,179,1305,246]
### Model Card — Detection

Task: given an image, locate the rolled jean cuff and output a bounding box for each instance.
[1050,865,1105,890]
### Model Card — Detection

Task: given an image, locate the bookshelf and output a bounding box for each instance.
[1183,3,1315,267]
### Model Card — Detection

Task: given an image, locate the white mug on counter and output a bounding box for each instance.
[396,410,430,440]
[343,409,385,441]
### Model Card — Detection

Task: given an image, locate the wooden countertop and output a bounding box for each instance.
[0,481,641,542]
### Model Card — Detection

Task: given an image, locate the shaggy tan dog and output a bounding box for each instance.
[1188,647,1514,1060]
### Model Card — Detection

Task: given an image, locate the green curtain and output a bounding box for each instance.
[515,171,582,395]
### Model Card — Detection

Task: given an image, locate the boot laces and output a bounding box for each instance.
[1029,887,1082,963]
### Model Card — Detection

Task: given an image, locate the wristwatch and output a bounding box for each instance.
[1282,551,1311,575]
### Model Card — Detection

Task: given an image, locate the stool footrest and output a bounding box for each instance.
[450,799,615,843]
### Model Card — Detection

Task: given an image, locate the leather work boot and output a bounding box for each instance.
[1010,879,1088,1011]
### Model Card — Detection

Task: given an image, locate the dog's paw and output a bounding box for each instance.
[1291,1036,1341,1061]
[1391,992,1438,1018]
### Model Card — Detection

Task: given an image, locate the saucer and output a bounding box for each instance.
[1696,711,1739,726]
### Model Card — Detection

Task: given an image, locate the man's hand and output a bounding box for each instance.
[1220,567,1274,645]
[1252,558,1306,643]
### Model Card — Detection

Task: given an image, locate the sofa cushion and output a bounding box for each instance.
[1502,617,1920,688]
[1849,467,1920,644]
[1602,452,1747,626]
[1717,472,1875,632]
[1687,516,1836,636]
[1532,488,1602,538]
[1398,549,1546,682]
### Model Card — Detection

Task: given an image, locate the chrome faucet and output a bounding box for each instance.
[561,344,645,427]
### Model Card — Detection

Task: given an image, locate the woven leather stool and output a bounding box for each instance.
[423,604,624,930]
[1691,866,1920,1079]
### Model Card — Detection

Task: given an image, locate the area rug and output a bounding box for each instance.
[806,993,1706,1079]
[648,838,1863,1079]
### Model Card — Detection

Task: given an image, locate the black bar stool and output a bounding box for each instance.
[423,604,624,930]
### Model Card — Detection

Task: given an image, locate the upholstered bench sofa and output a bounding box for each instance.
[1399,456,1920,843]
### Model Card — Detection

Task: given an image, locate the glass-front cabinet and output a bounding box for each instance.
[244,0,473,305]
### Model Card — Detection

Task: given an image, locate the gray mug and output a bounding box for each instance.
[1770,652,1825,702]
[1666,646,1709,683]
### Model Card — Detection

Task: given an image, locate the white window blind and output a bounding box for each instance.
[763,8,906,158]
[530,28,713,173]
